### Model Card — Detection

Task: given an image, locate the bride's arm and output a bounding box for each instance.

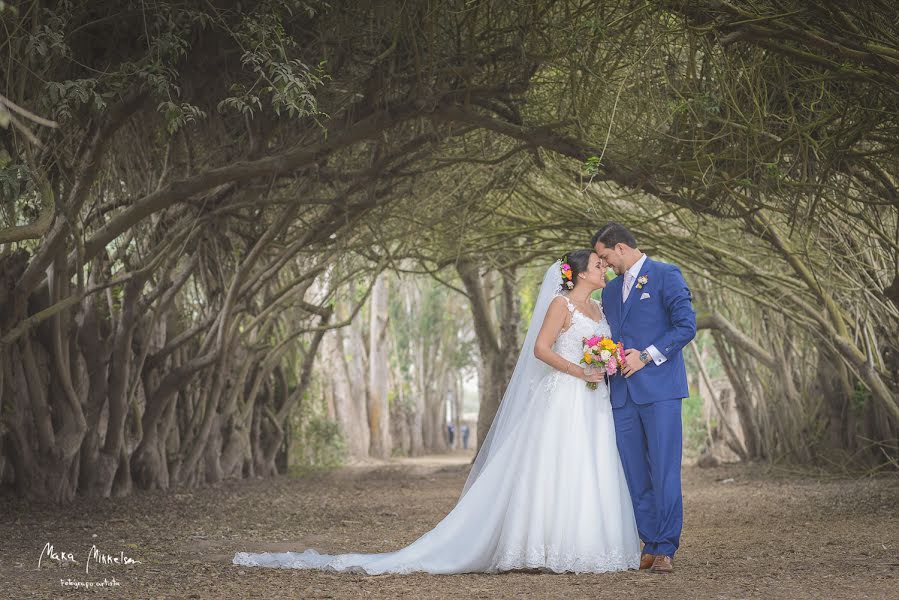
[534,297,603,382]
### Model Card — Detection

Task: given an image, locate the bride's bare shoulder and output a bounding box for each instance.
[548,295,572,313]
[543,296,574,330]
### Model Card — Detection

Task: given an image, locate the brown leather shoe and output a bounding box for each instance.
[639,553,655,570]
[650,555,674,574]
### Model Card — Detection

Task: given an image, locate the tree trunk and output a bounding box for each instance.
[324,329,370,459]
[410,341,426,456]
[367,274,391,458]
[457,262,519,454]
[452,374,463,450]
[712,333,762,459]
[690,342,747,460]
[817,348,856,452]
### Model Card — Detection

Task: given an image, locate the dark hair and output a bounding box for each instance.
[560,249,593,290]
[591,222,637,249]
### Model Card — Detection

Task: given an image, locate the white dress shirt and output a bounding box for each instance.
[623,254,667,366]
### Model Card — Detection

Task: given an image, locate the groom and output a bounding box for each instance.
[592,222,696,574]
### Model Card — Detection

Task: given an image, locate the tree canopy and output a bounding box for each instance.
[1,0,896,502]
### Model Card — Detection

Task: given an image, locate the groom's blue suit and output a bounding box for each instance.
[602,256,696,558]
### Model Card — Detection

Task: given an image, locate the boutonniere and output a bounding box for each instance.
[636,274,649,289]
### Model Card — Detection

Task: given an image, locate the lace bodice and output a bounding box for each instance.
[552,294,610,363]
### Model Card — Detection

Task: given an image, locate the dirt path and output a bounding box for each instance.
[1,453,896,599]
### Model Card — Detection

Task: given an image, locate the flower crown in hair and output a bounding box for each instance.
[560,256,574,290]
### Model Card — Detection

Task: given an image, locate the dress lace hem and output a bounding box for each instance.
[233,547,641,575]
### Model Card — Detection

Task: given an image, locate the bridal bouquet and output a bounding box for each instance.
[580,336,625,389]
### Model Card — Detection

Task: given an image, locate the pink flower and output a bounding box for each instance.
[561,263,571,271]
[586,336,601,346]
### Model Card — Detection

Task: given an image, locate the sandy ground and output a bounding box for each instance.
[1,452,897,599]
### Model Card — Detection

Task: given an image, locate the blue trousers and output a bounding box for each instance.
[612,393,683,557]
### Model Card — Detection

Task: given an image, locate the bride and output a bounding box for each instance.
[233,250,641,574]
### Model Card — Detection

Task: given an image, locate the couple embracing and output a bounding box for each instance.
[234,222,697,576]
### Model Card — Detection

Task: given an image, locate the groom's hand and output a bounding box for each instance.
[621,349,646,378]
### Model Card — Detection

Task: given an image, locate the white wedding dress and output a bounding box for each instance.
[233,265,640,575]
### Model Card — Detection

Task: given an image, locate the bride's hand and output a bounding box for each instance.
[581,367,605,383]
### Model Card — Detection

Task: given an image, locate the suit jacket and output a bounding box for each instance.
[602,257,696,407]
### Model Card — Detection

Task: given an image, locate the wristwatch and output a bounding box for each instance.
[639,349,652,364]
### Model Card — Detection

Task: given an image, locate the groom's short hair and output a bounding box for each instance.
[591,222,637,249]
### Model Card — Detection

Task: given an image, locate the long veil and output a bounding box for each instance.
[459,260,562,499]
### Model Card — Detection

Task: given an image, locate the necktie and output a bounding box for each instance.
[623,271,634,302]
